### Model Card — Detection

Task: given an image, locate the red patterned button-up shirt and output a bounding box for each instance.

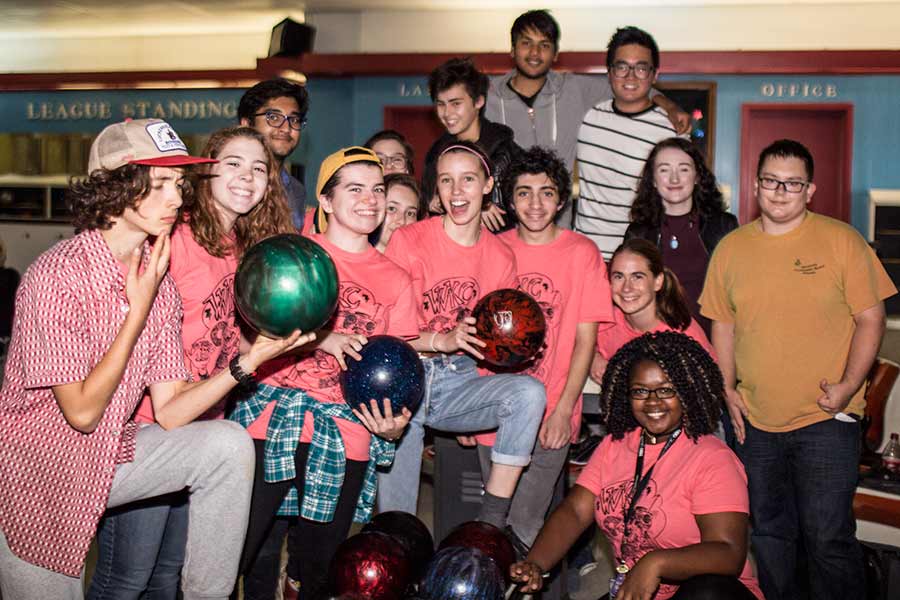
[0,229,190,576]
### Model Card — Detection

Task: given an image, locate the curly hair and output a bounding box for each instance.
[428,57,489,103]
[631,138,725,229]
[67,163,195,233]
[611,238,692,331]
[601,331,723,441]
[188,126,295,258]
[501,146,571,214]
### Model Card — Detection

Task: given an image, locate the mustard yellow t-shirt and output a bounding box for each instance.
[699,212,897,432]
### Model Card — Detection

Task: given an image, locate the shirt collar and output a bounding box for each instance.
[81,229,132,295]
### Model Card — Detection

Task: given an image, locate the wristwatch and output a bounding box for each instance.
[229,355,257,390]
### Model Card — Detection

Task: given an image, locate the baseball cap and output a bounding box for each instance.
[315,146,382,198]
[88,118,217,173]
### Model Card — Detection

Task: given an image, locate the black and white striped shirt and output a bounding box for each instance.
[575,100,681,258]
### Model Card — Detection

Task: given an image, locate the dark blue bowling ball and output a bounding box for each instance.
[340,335,425,414]
[417,546,505,600]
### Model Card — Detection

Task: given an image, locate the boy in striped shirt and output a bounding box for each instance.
[574,26,687,259]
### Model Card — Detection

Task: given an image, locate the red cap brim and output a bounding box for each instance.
[130,155,218,167]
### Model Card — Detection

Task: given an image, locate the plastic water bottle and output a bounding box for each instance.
[882,433,900,479]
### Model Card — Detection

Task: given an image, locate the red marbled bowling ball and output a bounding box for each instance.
[328,531,412,600]
[438,521,516,584]
[471,289,546,368]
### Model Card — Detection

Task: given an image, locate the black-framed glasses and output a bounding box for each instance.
[629,386,678,400]
[254,111,307,131]
[611,61,654,80]
[757,176,809,193]
[376,153,408,169]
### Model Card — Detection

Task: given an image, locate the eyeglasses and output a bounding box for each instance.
[254,111,307,131]
[757,176,809,193]
[376,153,408,169]
[611,61,654,80]
[629,386,677,400]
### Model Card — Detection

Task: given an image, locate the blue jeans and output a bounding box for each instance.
[736,418,864,600]
[87,492,189,600]
[377,353,546,513]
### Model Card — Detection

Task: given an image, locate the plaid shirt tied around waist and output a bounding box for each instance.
[229,383,395,523]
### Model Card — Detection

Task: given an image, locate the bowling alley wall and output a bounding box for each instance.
[2,51,900,277]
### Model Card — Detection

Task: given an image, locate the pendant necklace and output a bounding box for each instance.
[669,235,679,250]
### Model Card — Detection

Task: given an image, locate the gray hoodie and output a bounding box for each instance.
[485,70,614,171]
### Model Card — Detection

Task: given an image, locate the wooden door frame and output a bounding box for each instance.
[739,103,854,223]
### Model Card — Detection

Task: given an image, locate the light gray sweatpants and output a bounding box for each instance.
[0,420,254,600]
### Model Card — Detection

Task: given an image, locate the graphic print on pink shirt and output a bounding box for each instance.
[188,273,239,378]
[596,476,668,566]
[270,280,385,396]
[517,272,561,381]
[422,276,480,333]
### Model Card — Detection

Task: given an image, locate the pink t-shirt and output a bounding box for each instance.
[251,234,419,460]
[477,230,614,445]
[597,307,715,361]
[385,216,517,333]
[577,429,763,600]
[135,224,239,423]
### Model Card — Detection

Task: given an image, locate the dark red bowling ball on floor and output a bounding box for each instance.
[361,511,434,577]
[472,289,546,368]
[328,531,412,600]
[438,521,516,584]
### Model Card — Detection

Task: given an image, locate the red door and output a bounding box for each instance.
[739,103,853,224]
[383,106,445,178]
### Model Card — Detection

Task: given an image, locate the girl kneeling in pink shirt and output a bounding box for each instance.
[512,331,763,600]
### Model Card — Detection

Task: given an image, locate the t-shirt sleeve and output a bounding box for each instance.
[575,435,614,495]
[145,295,191,385]
[579,74,614,106]
[387,279,422,338]
[20,266,92,389]
[385,228,412,273]
[684,319,717,361]
[842,229,898,314]
[689,444,750,516]
[500,247,518,289]
[581,245,615,324]
[385,230,427,330]
[698,243,734,323]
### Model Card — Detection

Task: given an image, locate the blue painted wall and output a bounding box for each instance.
[301,73,900,235]
[4,73,898,234]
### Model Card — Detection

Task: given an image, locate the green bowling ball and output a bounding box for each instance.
[235,234,339,337]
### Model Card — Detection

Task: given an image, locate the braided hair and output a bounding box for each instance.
[600,331,724,441]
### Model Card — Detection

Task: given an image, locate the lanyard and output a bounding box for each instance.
[618,428,682,564]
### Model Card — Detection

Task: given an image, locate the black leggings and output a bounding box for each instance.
[238,439,367,600]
